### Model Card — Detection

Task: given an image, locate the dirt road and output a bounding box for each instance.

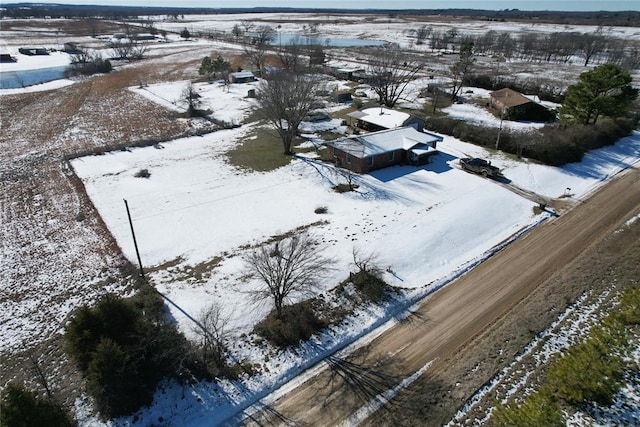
[242,166,640,426]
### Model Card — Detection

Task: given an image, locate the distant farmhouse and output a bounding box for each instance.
[327,126,443,174]
[229,71,256,84]
[0,52,16,62]
[347,107,425,132]
[490,88,554,122]
[63,42,83,54]
[18,47,48,56]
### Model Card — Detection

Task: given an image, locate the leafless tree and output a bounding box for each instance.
[414,25,431,46]
[253,25,276,46]
[352,247,382,277]
[181,82,201,117]
[332,164,358,192]
[110,40,133,60]
[579,29,608,66]
[193,302,231,368]
[255,70,320,155]
[512,129,537,159]
[244,27,274,75]
[240,19,255,35]
[450,42,475,100]
[244,42,268,75]
[367,45,424,108]
[245,233,329,318]
[443,28,458,51]
[277,40,305,73]
[231,23,243,39]
[497,32,516,59]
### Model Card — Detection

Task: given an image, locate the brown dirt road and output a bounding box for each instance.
[242,165,640,426]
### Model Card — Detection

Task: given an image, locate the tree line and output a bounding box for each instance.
[411,26,639,69]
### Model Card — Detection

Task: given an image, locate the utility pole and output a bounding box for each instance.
[496,107,505,151]
[124,199,145,280]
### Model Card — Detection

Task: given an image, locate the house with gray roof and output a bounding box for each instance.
[326,126,442,173]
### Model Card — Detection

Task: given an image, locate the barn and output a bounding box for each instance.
[326,126,442,174]
[229,71,256,84]
[490,88,555,122]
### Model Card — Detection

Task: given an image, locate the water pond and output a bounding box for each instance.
[0,65,68,89]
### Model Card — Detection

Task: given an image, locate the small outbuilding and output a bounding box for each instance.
[347,107,425,132]
[229,71,256,84]
[0,53,16,62]
[63,42,83,54]
[331,90,353,103]
[18,47,48,56]
[326,126,443,174]
[490,88,554,122]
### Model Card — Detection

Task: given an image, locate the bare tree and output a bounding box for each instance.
[181,82,201,117]
[277,40,305,73]
[255,70,320,155]
[253,25,276,46]
[231,23,243,39]
[450,42,475,101]
[240,19,255,35]
[414,25,431,46]
[245,233,329,318]
[193,302,231,368]
[110,39,133,60]
[368,45,424,108]
[244,42,269,75]
[351,247,382,277]
[579,29,608,66]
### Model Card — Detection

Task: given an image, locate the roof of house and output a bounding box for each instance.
[328,126,442,159]
[347,107,416,129]
[489,88,534,108]
[229,71,255,79]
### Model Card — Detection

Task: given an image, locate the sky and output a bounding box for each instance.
[7,1,640,12]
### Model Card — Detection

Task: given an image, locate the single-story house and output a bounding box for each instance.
[326,126,443,174]
[490,88,554,122]
[18,47,48,56]
[229,71,256,84]
[335,67,365,81]
[347,107,425,132]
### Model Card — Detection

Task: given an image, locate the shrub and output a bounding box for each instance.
[134,168,151,178]
[64,293,202,418]
[425,116,635,167]
[254,300,328,347]
[86,338,144,417]
[65,56,112,77]
[492,390,564,427]
[546,328,625,406]
[0,383,74,427]
[347,270,388,303]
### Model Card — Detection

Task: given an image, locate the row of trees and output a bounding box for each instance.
[410,25,639,68]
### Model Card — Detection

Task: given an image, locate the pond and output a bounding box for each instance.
[272,33,387,47]
[0,65,69,89]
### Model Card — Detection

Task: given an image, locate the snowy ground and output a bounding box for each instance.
[68,77,640,425]
[2,12,640,426]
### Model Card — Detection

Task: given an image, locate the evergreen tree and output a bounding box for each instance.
[560,63,638,125]
[0,383,73,427]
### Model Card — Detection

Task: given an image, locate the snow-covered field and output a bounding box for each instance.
[68,76,640,425]
[2,11,640,426]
